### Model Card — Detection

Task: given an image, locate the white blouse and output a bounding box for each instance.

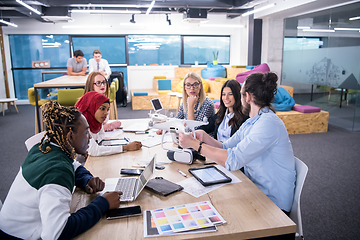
[87,126,123,156]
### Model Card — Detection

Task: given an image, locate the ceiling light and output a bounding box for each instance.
[62,25,112,29]
[242,3,276,17]
[16,0,41,15]
[334,28,360,31]
[0,19,18,27]
[146,0,155,15]
[70,4,148,8]
[297,26,310,29]
[349,16,360,21]
[200,23,244,28]
[302,29,335,32]
[70,10,141,14]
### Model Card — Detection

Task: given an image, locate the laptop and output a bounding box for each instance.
[101,155,156,202]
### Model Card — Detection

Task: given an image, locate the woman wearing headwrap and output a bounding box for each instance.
[76,91,142,157]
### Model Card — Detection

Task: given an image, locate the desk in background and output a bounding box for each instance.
[72,119,296,240]
[33,75,87,132]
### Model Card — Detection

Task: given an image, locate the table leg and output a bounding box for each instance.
[7,102,11,113]
[340,88,343,108]
[310,85,314,101]
[13,101,19,113]
[2,103,4,116]
[34,87,41,133]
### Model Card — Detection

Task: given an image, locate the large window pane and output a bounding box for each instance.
[183,36,230,65]
[72,37,126,64]
[9,35,70,68]
[128,35,181,66]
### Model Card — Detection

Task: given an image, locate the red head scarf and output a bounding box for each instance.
[75,91,110,134]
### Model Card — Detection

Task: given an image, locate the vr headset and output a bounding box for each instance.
[167,147,206,164]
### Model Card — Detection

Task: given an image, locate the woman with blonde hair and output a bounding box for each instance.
[175,72,215,125]
[83,71,121,132]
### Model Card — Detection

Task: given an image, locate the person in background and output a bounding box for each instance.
[199,79,248,142]
[0,101,121,239]
[84,72,121,132]
[76,91,142,157]
[88,50,111,79]
[175,72,215,124]
[67,50,87,76]
[178,72,296,215]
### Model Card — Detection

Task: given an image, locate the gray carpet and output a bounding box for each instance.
[1,103,360,239]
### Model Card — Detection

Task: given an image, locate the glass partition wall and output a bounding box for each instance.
[282,2,360,131]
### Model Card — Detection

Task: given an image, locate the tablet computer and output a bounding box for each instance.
[188,166,232,186]
[99,138,129,146]
[150,98,163,112]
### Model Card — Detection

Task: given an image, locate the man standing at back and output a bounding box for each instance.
[89,50,111,80]
[67,50,87,76]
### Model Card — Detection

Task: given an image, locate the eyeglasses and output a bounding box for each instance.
[185,82,200,89]
[93,81,107,87]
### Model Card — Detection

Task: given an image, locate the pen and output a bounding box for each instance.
[124,137,130,142]
[204,162,216,165]
[177,169,187,178]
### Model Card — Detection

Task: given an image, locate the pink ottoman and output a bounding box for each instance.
[292,105,321,113]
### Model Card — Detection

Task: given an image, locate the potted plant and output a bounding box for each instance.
[213,51,219,65]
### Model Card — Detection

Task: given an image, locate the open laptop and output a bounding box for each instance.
[101,155,156,202]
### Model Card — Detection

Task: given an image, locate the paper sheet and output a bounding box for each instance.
[140,133,173,148]
[104,129,123,139]
[178,165,241,198]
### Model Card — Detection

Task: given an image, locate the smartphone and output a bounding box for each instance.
[120,168,144,175]
[106,206,142,220]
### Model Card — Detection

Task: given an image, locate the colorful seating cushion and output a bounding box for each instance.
[158,90,172,95]
[236,63,270,83]
[292,105,321,113]
[158,79,172,91]
[272,86,295,111]
[133,92,148,96]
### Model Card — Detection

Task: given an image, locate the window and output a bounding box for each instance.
[183,36,230,65]
[128,35,181,66]
[71,36,126,64]
[9,35,70,100]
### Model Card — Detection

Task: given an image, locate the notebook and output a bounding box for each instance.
[101,155,156,202]
[123,122,150,132]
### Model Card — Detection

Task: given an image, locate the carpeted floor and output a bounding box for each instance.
[1,103,360,239]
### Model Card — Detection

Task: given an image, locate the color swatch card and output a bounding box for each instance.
[149,201,226,235]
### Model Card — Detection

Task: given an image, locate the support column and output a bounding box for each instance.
[261,17,284,82]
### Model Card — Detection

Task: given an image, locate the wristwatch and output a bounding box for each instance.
[197,141,204,154]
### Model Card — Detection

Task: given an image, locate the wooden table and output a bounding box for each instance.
[72,119,296,240]
[33,75,87,131]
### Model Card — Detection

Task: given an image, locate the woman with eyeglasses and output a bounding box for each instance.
[83,72,121,132]
[175,72,215,126]
[199,80,248,142]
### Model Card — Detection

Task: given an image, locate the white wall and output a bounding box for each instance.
[2,13,249,99]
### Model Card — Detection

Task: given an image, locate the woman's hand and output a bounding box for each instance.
[85,177,105,193]
[194,130,207,142]
[103,121,122,132]
[123,141,142,151]
[103,191,122,209]
[179,132,198,149]
[187,95,199,109]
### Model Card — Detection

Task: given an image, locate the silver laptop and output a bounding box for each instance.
[101,155,155,202]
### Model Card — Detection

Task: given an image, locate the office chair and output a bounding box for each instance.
[109,82,118,119]
[290,157,308,240]
[28,87,50,134]
[57,88,84,106]
[25,131,46,151]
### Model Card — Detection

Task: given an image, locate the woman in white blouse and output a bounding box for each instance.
[199,80,248,142]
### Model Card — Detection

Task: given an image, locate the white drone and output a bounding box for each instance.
[149,117,208,164]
